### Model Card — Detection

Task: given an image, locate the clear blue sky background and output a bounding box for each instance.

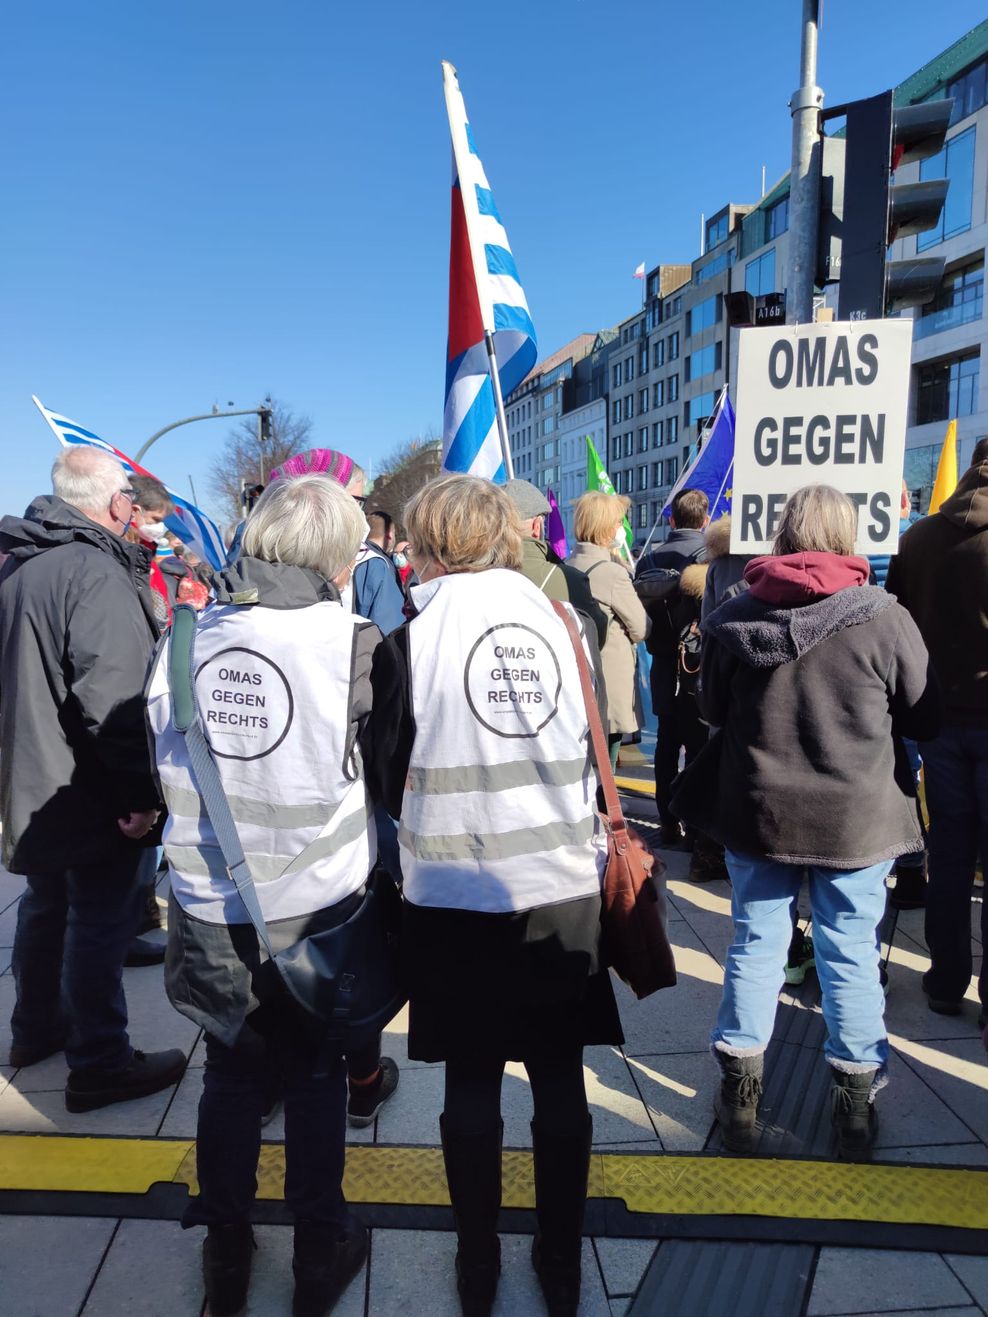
[3,1,983,523]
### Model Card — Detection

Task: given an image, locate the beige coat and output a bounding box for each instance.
[566,542,649,734]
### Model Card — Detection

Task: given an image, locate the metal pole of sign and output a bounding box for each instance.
[786,0,824,325]
[484,331,515,479]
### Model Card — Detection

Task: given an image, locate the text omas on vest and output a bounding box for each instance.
[741,331,892,544]
[488,642,542,704]
[207,666,268,729]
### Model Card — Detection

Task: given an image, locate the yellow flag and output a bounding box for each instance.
[928,419,958,514]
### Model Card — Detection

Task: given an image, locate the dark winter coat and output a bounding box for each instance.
[0,496,160,872]
[886,461,988,728]
[700,515,751,623]
[671,553,941,868]
[519,537,608,650]
[635,526,707,659]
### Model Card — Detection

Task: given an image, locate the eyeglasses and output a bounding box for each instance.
[117,488,136,503]
[352,494,367,508]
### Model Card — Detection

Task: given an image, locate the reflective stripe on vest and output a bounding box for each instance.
[147,599,375,925]
[400,570,604,914]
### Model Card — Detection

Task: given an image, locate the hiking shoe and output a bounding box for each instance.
[202,1222,254,1317]
[124,930,167,967]
[831,1068,879,1160]
[9,1036,65,1069]
[785,934,815,986]
[713,1051,763,1153]
[888,862,927,911]
[65,1048,186,1112]
[346,1056,399,1128]
[293,1218,368,1317]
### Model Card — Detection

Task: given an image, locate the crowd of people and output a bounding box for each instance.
[0,437,985,1316]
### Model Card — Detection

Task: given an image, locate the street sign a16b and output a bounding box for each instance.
[755,293,786,326]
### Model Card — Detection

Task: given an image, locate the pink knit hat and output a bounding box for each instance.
[268,448,355,487]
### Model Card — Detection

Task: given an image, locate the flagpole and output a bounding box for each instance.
[484,331,514,477]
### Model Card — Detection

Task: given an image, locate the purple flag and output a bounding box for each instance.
[546,488,568,560]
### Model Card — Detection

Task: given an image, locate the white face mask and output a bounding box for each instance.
[393,553,408,569]
[141,520,169,543]
[612,527,626,549]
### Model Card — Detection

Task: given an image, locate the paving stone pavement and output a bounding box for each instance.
[0,802,986,1316]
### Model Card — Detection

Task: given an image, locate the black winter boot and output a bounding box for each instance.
[202,1222,254,1317]
[830,1067,879,1161]
[292,1218,368,1317]
[530,1116,593,1317]
[713,1050,763,1153]
[440,1116,503,1316]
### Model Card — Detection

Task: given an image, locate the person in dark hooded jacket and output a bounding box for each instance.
[0,446,186,1110]
[673,485,940,1160]
[886,445,988,1026]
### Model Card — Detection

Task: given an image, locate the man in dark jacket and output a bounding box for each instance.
[886,445,988,1025]
[0,446,186,1109]
[634,488,709,844]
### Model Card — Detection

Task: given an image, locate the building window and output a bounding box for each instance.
[631,322,642,340]
[915,259,984,341]
[767,196,789,240]
[624,395,634,420]
[612,400,621,424]
[637,502,649,529]
[668,332,680,360]
[612,364,621,389]
[668,415,679,444]
[669,295,683,316]
[652,462,662,485]
[946,55,988,124]
[687,391,717,428]
[706,213,729,250]
[611,436,621,463]
[685,342,721,383]
[687,294,719,336]
[639,346,649,375]
[653,380,664,408]
[639,388,649,414]
[745,249,776,297]
[638,465,648,492]
[624,357,635,383]
[693,248,736,286]
[652,420,663,447]
[668,373,679,403]
[624,432,634,458]
[665,457,679,484]
[915,352,980,424]
[918,127,976,252]
[652,339,665,369]
[638,426,649,452]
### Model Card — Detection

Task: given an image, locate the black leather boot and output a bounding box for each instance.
[202,1222,254,1317]
[831,1067,879,1160]
[292,1218,368,1317]
[530,1115,592,1317]
[713,1049,764,1153]
[440,1115,503,1316]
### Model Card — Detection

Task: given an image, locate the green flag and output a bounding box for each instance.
[585,435,633,559]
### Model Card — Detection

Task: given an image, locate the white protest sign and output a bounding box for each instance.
[730,319,913,555]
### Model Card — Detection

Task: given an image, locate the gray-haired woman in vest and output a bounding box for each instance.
[368,475,622,1317]
[146,475,385,1317]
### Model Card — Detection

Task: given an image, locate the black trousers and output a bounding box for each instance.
[653,692,708,827]
[443,1048,588,1137]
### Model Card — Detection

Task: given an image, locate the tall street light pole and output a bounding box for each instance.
[786,0,824,325]
[135,407,268,464]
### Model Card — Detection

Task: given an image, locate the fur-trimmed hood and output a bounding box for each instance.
[704,515,732,561]
[679,562,708,600]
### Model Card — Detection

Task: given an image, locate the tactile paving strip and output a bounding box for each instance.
[1,1136,985,1232]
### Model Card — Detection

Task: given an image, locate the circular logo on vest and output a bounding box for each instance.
[194,646,294,761]
[464,623,562,739]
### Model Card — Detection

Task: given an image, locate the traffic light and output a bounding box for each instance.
[817,91,954,319]
[259,408,273,443]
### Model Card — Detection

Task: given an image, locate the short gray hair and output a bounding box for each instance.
[773,484,857,557]
[52,446,128,514]
[347,463,367,491]
[241,473,368,580]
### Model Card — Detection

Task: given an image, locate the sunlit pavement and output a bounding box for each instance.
[0,804,985,1316]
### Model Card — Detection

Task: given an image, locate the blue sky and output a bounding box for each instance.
[3,1,983,522]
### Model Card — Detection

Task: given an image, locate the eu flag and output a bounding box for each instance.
[662,389,735,521]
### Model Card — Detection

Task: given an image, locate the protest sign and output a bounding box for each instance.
[730,320,913,555]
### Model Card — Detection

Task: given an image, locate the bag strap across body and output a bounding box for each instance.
[550,600,628,840]
[168,604,276,959]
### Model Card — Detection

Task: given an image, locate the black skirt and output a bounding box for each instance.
[403,893,624,1063]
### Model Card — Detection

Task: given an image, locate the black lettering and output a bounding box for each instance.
[868,492,892,543]
[855,333,879,385]
[847,492,868,524]
[768,339,793,388]
[488,691,500,704]
[781,415,804,464]
[206,709,218,722]
[859,413,885,464]
[533,692,543,704]
[805,415,831,464]
[833,415,857,463]
[826,336,853,386]
[796,336,826,387]
[766,493,787,538]
[740,494,763,543]
[259,717,269,730]
[754,417,778,466]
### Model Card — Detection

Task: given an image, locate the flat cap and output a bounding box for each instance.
[503,478,551,519]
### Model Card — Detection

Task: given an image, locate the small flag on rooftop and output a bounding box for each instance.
[633,262,645,280]
[441,61,537,482]
[32,396,226,570]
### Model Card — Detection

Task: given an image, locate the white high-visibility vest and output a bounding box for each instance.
[400,569,605,914]
[146,600,376,925]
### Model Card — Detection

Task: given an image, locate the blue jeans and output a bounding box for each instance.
[919,725,988,1008]
[11,847,149,1070]
[714,851,892,1071]
[185,1004,350,1229]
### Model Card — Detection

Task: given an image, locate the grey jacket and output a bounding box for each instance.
[0,496,160,872]
[672,583,941,867]
[566,542,648,734]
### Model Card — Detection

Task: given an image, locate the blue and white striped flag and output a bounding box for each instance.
[32,396,227,570]
[442,61,537,482]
